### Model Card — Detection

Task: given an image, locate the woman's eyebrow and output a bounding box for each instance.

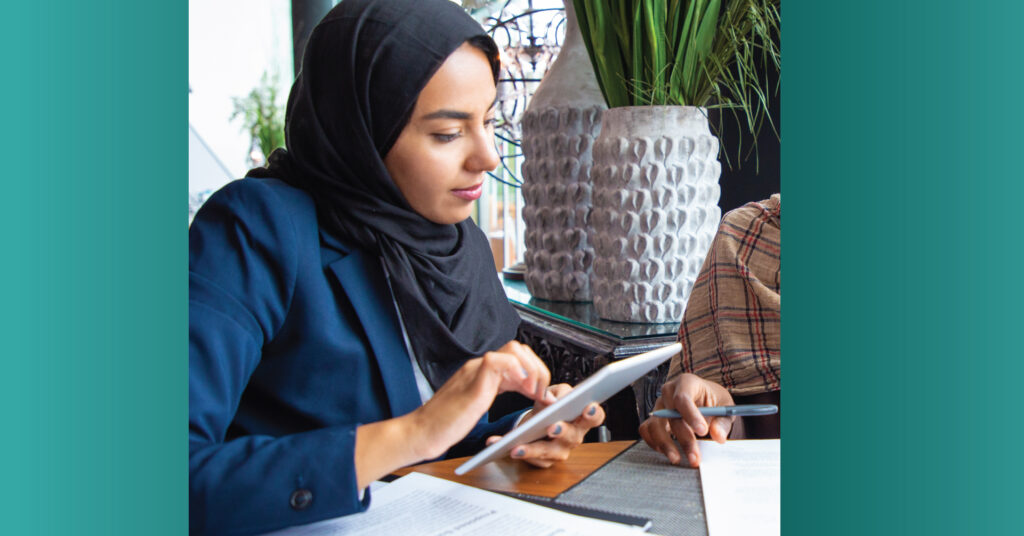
[421,109,471,121]
[420,99,498,121]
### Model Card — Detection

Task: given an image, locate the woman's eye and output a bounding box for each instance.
[432,132,460,143]
[484,118,497,129]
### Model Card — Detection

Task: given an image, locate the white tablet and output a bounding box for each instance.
[454,342,682,475]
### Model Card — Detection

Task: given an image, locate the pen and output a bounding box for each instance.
[651,404,778,418]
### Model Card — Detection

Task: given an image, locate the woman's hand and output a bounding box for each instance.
[408,340,557,461]
[485,384,606,468]
[639,373,734,468]
[355,340,555,488]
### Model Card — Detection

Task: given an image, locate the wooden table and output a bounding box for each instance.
[392,440,635,498]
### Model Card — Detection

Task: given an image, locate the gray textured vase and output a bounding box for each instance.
[589,106,722,323]
[520,1,606,302]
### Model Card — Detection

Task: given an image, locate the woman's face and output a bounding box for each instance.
[383,43,500,225]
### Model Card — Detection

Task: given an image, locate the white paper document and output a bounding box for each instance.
[264,472,646,536]
[698,439,780,536]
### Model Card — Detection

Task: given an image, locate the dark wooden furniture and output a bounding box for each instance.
[500,279,679,440]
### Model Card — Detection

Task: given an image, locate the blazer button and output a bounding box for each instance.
[289,489,313,510]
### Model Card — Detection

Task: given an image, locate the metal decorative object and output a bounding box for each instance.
[466,1,566,267]
[470,1,567,188]
[511,305,677,439]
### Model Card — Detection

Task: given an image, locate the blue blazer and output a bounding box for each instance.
[189,178,520,535]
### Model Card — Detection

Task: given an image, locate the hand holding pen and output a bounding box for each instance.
[639,373,739,468]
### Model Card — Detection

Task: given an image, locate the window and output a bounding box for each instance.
[468,0,566,270]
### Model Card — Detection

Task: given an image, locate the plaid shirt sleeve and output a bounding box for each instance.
[667,194,781,396]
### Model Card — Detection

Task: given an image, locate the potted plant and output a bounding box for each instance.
[231,71,286,167]
[573,0,780,323]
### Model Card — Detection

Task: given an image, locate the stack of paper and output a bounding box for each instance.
[265,472,646,535]
[698,439,780,536]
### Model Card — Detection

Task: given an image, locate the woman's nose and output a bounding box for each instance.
[467,130,500,173]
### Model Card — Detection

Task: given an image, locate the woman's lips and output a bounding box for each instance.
[451,182,483,201]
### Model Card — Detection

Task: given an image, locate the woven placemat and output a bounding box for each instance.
[555,441,707,536]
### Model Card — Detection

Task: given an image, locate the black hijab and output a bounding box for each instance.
[246,0,520,390]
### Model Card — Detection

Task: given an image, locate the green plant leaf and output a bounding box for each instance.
[642,0,669,105]
[668,0,699,105]
[230,71,285,162]
[570,0,780,165]
[575,0,630,107]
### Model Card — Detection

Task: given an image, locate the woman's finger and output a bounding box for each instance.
[517,384,571,429]
[640,416,682,465]
[510,439,571,466]
[514,407,604,467]
[661,379,707,467]
[545,420,577,443]
[503,341,554,403]
[668,417,701,468]
[546,419,592,449]
[478,351,541,401]
[708,415,735,443]
[572,402,605,430]
[664,380,709,437]
[500,341,541,399]
[639,396,674,460]
[546,383,573,400]
[544,403,603,447]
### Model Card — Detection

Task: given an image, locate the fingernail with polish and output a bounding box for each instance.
[553,424,562,436]
[514,448,525,458]
[520,368,529,379]
[588,405,597,416]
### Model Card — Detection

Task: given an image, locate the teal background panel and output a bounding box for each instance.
[0,1,186,534]
[5,0,1024,534]
[785,0,1024,534]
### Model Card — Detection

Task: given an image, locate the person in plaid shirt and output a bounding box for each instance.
[640,195,781,467]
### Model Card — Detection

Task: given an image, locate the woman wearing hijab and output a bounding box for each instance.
[188,1,605,534]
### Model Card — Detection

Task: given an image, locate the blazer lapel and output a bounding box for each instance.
[326,248,421,419]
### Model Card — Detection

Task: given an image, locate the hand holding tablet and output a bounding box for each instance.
[455,342,682,475]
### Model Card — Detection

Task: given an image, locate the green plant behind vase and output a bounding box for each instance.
[572,0,780,140]
[231,72,285,163]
